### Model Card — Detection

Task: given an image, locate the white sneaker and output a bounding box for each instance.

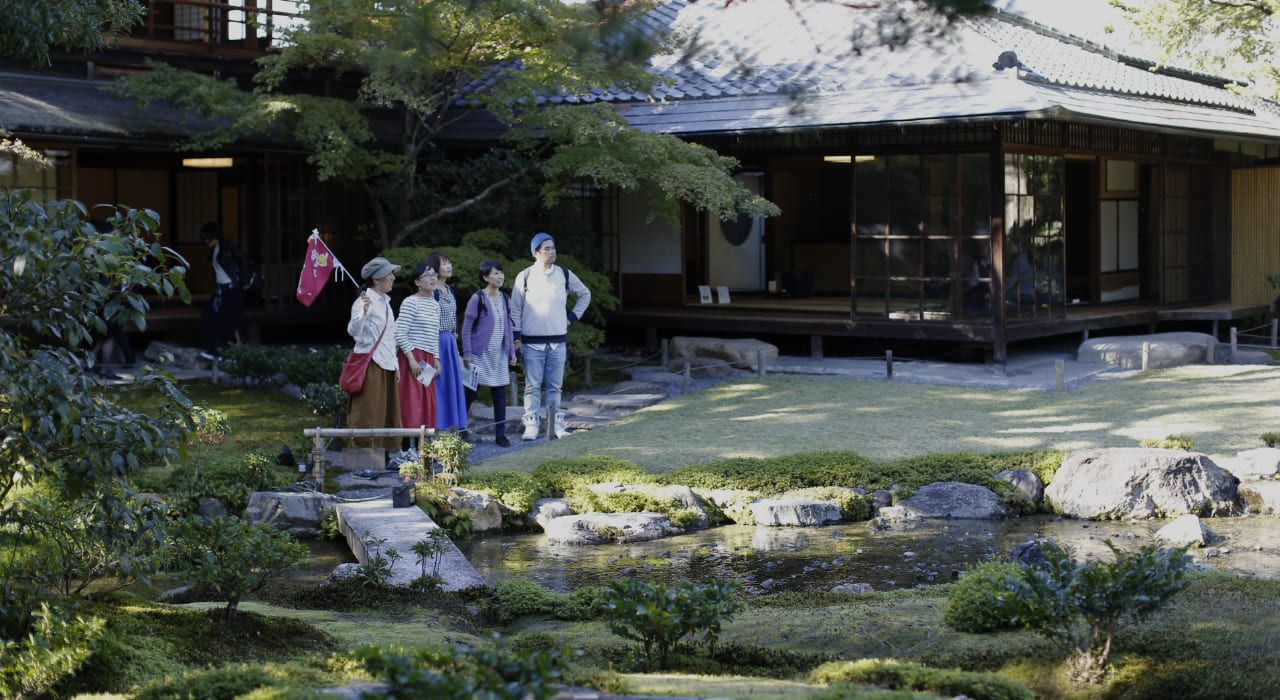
[554,411,570,439]
[521,413,539,441]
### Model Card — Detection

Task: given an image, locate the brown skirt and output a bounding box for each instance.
[347,362,401,451]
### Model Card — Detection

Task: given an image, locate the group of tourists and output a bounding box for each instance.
[344,232,591,464]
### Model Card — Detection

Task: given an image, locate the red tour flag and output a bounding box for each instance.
[296,233,333,306]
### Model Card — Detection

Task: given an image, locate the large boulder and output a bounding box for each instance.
[1228,448,1280,480]
[898,482,1006,519]
[544,512,678,545]
[995,469,1044,507]
[1155,514,1216,548]
[1045,449,1239,520]
[588,482,709,528]
[447,488,503,533]
[1240,481,1280,515]
[749,498,841,527]
[1077,332,1213,370]
[669,336,779,371]
[531,498,574,530]
[243,492,335,538]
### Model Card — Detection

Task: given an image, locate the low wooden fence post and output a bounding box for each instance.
[886,350,893,379]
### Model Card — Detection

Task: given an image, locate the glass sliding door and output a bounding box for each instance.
[1003,154,1066,319]
[852,153,990,320]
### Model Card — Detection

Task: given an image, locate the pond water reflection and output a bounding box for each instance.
[458,515,1280,593]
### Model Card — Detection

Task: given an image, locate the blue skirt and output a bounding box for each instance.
[434,331,469,430]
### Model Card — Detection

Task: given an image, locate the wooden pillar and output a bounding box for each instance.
[810,335,823,361]
[990,140,1007,365]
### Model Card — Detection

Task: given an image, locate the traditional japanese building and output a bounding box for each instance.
[449,0,1280,360]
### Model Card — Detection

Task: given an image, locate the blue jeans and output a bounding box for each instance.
[522,343,566,418]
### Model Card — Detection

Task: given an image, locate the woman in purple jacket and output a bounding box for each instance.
[461,260,518,447]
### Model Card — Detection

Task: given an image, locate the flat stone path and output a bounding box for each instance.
[572,393,667,409]
[334,499,485,591]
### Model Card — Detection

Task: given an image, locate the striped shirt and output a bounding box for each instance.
[435,284,458,336]
[395,294,441,357]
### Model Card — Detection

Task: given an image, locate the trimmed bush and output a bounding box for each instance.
[221,344,284,386]
[484,579,606,624]
[811,659,1032,700]
[600,577,742,669]
[1262,432,1280,448]
[532,456,652,495]
[943,561,1024,633]
[279,346,348,389]
[356,643,564,700]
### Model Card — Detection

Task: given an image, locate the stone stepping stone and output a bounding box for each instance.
[622,368,686,386]
[334,499,486,591]
[605,380,667,395]
[563,415,613,431]
[572,393,666,409]
[544,512,679,545]
[750,498,842,527]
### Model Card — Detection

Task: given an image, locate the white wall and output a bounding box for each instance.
[618,191,681,274]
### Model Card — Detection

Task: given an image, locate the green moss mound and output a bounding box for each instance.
[812,659,1032,700]
[64,597,338,695]
[532,456,654,495]
[943,561,1024,633]
[460,471,548,515]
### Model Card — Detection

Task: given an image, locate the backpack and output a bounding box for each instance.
[469,290,511,334]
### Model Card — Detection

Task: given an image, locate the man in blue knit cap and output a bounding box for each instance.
[510,232,592,439]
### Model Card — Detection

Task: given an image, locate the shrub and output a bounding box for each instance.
[460,228,511,254]
[191,406,231,445]
[280,346,348,388]
[166,516,309,620]
[12,490,167,597]
[460,471,548,516]
[408,531,451,592]
[429,433,473,477]
[1260,432,1279,448]
[0,602,105,699]
[169,451,291,514]
[532,456,652,495]
[599,577,742,669]
[943,561,1024,633]
[1139,435,1196,450]
[220,344,284,386]
[994,540,1192,683]
[355,643,564,700]
[484,579,608,624]
[135,663,330,700]
[301,383,348,418]
[811,659,1032,700]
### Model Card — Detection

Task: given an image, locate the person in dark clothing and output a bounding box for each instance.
[199,222,248,352]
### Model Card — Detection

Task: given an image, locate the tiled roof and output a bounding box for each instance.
[450,0,1280,140]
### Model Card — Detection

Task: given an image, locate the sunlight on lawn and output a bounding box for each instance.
[1001,421,1111,434]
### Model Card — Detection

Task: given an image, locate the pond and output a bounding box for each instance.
[457,515,1280,593]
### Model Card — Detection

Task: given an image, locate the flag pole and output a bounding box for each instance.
[311,229,360,289]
